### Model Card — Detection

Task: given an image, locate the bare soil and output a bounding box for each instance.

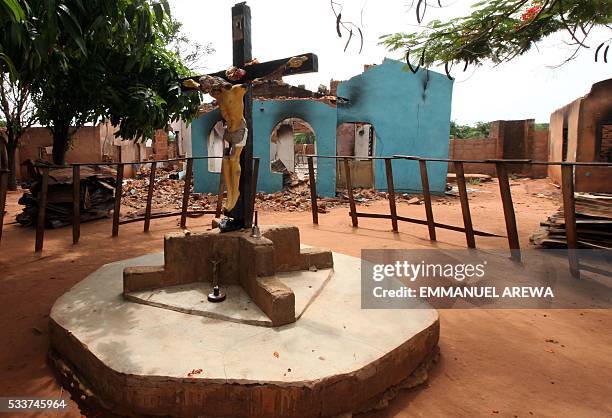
[0,178,610,418]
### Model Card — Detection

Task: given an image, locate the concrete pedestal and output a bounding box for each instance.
[50,249,439,417]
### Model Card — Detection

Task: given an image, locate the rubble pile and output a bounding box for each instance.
[121,166,443,215]
[530,193,612,249]
[121,166,216,218]
[16,163,116,228]
[255,179,421,213]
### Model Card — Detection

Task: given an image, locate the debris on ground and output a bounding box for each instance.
[16,162,459,225]
[530,193,612,249]
[446,173,492,183]
[121,165,216,219]
[16,161,116,228]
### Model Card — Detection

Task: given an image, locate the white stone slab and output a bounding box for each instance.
[51,252,436,382]
[125,268,333,327]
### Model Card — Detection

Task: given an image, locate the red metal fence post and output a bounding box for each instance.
[72,165,80,244]
[384,158,399,232]
[144,161,157,232]
[0,170,9,244]
[419,159,436,241]
[561,164,580,278]
[112,164,124,237]
[308,156,318,225]
[180,158,194,229]
[453,161,476,248]
[35,167,50,252]
[344,158,358,227]
[495,162,521,262]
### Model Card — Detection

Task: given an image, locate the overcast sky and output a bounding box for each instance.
[170,0,611,125]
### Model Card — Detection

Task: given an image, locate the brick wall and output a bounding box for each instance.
[448,120,550,178]
[153,129,169,160]
[448,137,500,176]
[530,130,549,177]
[16,126,103,180]
[330,79,340,96]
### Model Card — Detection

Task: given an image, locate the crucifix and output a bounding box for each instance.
[181,2,318,232]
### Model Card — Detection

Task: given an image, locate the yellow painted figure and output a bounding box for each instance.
[181,56,309,215]
[189,76,247,212]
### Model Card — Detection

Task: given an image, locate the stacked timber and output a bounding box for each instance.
[531,193,612,249]
[16,162,116,228]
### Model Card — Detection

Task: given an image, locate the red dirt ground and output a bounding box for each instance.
[0,178,610,418]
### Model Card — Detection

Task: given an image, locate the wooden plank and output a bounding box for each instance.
[495,162,521,262]
[35,167,49,252]
[226,3,254,229]
[120,210,216,225]
[72,165,80,244]
[384,159,398,232]
[232,2,252,67]
[0,171,8,244]
[579,263,612,277]
[308,156,318,224]
[250,157,260,217]
[561,164,580,278]
[419,159,436,241]
[453,161,476,248]
[144,161,157,232]
[112,164,124,237]
[344,158,358,227]
[354,212,502,237]
[181,53,319,88]
[215,176,224,218]
[180,159,194,229]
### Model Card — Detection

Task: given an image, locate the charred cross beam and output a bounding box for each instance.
[180,2,318,230]
[180,53,319,90]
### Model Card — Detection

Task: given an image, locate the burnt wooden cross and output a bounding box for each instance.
[181,2,319,229]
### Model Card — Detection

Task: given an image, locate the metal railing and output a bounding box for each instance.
[0,156,259,252]
[1,152,610,280]
[306,155,612,279]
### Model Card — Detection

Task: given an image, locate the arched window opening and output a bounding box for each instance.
[270,118,317,185]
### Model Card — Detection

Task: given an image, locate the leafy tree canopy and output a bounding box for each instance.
[380,0,612,75]
[450,121,491,139]
[1,0,202,164]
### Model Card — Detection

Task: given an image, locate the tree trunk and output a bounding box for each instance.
[6,140,17,191]
[51,123,71,166]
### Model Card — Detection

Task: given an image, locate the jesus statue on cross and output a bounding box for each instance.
[181,2,318,232]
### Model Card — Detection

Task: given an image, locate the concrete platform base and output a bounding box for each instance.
[49,252,439,418]
[125,260,333,327]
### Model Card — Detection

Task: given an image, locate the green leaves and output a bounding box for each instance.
[380,0,612,71]
[2,0,202,164]
[57,4,86,55]
[1,0,25,22]
[29,0,201,146]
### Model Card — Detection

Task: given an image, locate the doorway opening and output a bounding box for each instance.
[336,122,376,189]
[270,118,317,185]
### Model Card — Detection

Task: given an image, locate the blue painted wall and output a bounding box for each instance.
[191,101,337,196]
[252,100,336,196]
[337,58,453,193]
[191,109,222,193]
[192,57,453,196]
